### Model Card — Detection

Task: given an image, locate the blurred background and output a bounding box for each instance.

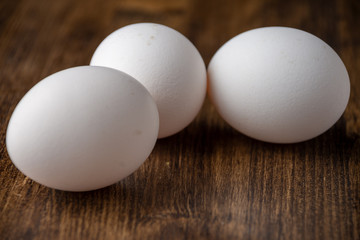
[2,0,359,70]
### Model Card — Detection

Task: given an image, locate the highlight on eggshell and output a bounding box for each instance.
[90,23,207,138]
[208,26,350,143]
[6,66,159,191]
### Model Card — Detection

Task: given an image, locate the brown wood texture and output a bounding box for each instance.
[0,0,359,239]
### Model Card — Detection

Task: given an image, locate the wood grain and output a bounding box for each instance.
[0,0,359,239]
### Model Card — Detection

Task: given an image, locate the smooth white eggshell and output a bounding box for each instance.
[90,23,207,138]
[6,66,159,191]
[208,27,350,143]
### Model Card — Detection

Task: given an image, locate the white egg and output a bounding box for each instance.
[90,23,207,138]
[208,27,350,143]
[6,66,159,191]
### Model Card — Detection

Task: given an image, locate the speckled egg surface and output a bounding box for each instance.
[90,23,207,138]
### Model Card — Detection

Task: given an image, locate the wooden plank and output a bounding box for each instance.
[0,0,359,239]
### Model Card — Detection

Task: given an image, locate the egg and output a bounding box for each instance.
[208,27,350,143]
[90,23,207,138]
[6,66,159,191]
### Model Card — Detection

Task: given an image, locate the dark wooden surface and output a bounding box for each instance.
[1,0,359,239]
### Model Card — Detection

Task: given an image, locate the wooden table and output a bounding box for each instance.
[1,0,359,239]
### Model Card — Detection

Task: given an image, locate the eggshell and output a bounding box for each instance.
[6,66,159,191]
[208,27,350,143]
[90,23,207,138]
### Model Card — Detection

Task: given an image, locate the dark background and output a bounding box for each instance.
[0,0,359,239]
